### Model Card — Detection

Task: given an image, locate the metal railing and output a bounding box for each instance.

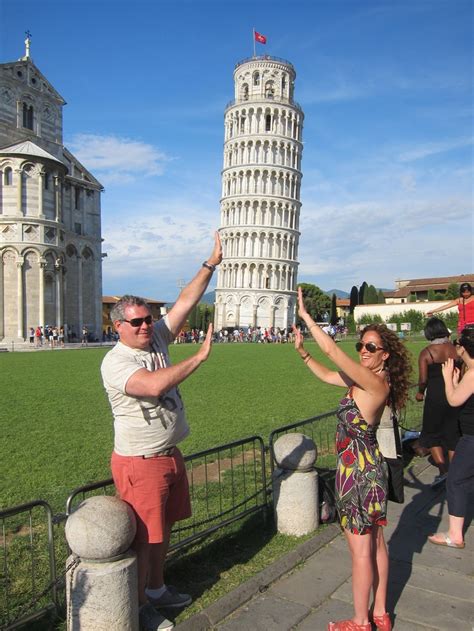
[268,410,338,472]
[234,55,295,70]
[0,501,58,630]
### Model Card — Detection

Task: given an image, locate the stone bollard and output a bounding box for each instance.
[65,495,138,630]
[272,433,319,536]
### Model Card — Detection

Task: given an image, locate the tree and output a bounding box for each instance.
[446,283,459,300]
[359,281,368,305]
[366,284,378,304]
[346,313,356,334]
[377,290,386,304]
[349,285,359,313]
[357,313,384,325]
[409,293,417,303]
[330,293,338,325]
[427,289,436,301]
[297,283,331,323]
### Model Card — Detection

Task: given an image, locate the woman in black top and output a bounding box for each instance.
[416,318,459,487]
[428,325,474,549]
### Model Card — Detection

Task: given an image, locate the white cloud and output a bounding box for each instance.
[298,196,473,289]
[398,137,473,163]
[67,133,171,182]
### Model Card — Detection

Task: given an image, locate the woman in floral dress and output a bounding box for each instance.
[293,287,411,631]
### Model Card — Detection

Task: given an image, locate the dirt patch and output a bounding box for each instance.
[187,449,261,485]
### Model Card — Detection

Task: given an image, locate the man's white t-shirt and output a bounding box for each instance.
[101,315,190,456]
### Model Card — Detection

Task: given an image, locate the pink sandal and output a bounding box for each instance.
[372,612,392,631]
[327,620,371,631]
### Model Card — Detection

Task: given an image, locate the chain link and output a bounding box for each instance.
[1,556,80,631]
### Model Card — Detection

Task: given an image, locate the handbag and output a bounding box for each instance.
[378,403,405,504]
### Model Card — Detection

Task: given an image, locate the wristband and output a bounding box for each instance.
[202,261,216,272]
[301,352,310,361]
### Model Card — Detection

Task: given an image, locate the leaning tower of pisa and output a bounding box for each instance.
[214,54,304,331]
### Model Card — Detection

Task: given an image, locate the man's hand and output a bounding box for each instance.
[197,324,214,363]
[297,287,309,319]
[207,232,223,267]
[415,392,424,402]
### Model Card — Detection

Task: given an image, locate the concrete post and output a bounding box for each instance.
[272,432,319,536]
[65,495,138,630]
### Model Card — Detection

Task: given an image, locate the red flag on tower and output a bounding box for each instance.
[254,31,267,44]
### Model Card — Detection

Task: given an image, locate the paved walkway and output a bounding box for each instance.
[177,459,473,630]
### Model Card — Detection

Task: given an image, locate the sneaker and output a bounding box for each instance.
[147,585,192,609]
[139,603,174,631]
[431,473,448,488]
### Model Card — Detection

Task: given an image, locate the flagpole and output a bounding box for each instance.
[253,27,256,57]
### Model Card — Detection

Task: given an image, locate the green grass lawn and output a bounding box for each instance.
[0,339,425,512]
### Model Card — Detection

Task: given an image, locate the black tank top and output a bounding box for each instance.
[459,394,474,435]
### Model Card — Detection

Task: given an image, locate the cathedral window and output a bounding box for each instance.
[74,187,81,210]
[44,173,50,190]
[242,83,249,101]
[4,167,13,186]
[253,72,260,86]
[22,102,34,130]
[265,114,271,132]
[74,222,82,235]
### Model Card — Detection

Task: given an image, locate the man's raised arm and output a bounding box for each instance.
[166,232,222,337]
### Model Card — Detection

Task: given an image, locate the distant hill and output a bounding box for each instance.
[325,289,349,298]
[201,290,215,305]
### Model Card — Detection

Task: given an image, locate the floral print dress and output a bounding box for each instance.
[335,391,388,535]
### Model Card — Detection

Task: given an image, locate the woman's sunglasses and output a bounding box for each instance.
[122,315,153,327]
[355,341,384,353]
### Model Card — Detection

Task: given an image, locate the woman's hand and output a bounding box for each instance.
[415,392,424,402]
[297,286,309,319]
[441,358,455,385]
[292,324,305,354]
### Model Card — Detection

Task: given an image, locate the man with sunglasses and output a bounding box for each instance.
[101,233,222,631]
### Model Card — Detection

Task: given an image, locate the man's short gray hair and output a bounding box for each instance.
[110,295,151,322]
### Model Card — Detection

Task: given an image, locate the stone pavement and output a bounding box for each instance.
[176,459,473,631]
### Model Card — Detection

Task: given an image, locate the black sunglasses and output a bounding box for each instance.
[355,341,384,353]
[122,315,153,327]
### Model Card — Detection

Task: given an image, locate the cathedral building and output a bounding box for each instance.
[0,37,103,343]
[214,54,304,330]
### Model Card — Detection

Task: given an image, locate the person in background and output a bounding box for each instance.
[428,325,474,549]
[416,318,460,487]
[293,287,411,631]
[428,282,474,334]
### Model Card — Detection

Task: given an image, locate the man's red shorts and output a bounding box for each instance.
[111,448,191,544]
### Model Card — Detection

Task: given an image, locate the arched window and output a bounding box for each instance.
[44,173,50,190]
[242,83,249,101]
[265,114,271,132]
[265,81,274,99]
[4,167,12,186]
[253,71,260,86]
[22,102,34,130]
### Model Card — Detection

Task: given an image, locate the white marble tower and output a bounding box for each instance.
[214,54,304,331]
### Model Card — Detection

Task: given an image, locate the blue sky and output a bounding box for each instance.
[2,0,473,301]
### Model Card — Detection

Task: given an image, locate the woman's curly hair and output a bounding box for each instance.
[360,324,412,410]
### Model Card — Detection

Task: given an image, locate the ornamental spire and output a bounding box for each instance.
[24,30,32,59]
